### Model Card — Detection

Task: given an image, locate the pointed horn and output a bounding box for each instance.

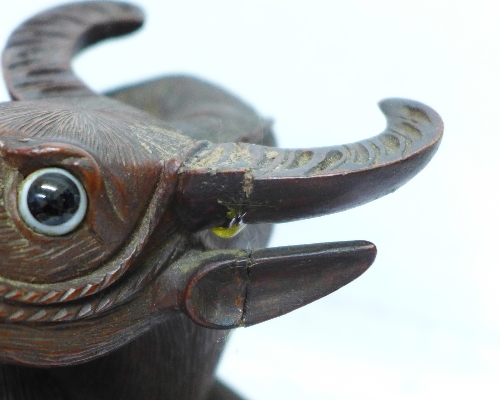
[2,1,143,100]
[177,98,443,229]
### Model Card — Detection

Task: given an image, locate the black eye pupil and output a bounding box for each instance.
[27,173,81,226]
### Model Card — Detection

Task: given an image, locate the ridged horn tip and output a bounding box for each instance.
[2,1,144,100]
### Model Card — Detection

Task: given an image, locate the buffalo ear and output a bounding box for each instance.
[153,241,376,328]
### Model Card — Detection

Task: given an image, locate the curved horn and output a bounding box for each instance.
[2,1,143,100]
[177,98,443,229]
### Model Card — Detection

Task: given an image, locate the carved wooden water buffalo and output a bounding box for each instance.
[0,2,443,399]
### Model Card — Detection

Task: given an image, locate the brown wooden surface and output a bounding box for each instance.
[0,2,443,399]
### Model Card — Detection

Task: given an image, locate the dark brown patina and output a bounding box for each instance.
[0,2,443,399]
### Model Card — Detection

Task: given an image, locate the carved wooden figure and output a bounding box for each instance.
[0,2,443,399]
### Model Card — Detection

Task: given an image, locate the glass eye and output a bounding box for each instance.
[18,168,87,236]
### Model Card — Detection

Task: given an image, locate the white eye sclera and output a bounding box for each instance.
[18,167,87,236]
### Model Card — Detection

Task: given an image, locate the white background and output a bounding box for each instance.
[1,1,499,399]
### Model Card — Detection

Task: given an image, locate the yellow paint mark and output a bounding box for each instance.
[211,224,245,238]
[211,209,246,239]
